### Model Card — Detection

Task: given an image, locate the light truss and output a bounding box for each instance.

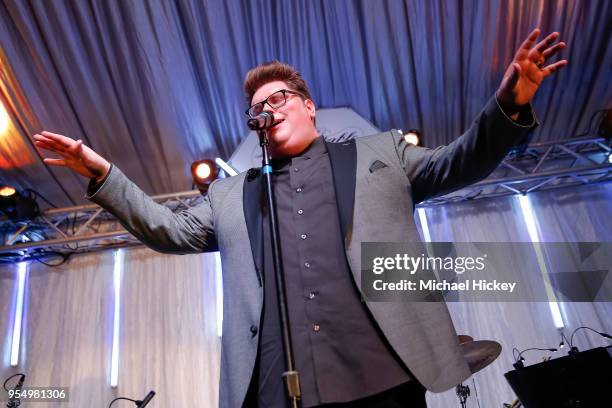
[420,136,611,206]
[0,136,610,260]
[0,190,204,262]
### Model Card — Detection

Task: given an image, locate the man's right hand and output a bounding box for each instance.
[33,131,111,183]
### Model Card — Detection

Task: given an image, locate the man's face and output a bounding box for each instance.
[250,81,317,158]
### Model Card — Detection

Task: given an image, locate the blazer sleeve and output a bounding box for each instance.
[86,165,218,254]
[396,96,538,204]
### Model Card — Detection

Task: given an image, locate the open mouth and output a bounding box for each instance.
[270,119,284,129]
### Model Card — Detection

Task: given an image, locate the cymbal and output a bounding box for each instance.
[458,334,474,344]
[461,340,502,374]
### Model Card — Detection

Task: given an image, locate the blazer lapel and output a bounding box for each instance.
[325,139,357,240]
[243,168,263,286]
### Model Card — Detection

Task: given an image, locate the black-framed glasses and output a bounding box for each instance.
[245,89,304,118]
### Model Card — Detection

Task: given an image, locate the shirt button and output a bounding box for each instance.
[304,262,311,268]
[297,209,304,215]
[250,325,258,337]
[300,234,307,240]
[313,324,320,332]
[294,167,299,172]
[296,187,302,193]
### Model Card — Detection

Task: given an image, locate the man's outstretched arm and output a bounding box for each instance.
[33,131,218,253]
[399,28,568,203]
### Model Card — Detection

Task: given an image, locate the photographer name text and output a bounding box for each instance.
[372,279,516,293]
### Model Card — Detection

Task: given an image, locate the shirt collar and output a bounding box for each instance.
[271,136,326,170]
[300,136,327,159]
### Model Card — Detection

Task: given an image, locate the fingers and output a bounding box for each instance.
[542,59,568,77]
[519,28,541,51]
[68,139,83,155]
[34,137,68,155]
[35,142,73,159]
[542,42,566,59]
[34,133,84,156]
[33,133,54,144]
[37,131,84,157]
[40,131,76,148]
[521,30,567,72]
[34,133,66,149]
[533,32,560,53]
[43,158,68,167]
[34,138,59,152]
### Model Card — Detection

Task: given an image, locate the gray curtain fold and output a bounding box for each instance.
[0,0,610,206]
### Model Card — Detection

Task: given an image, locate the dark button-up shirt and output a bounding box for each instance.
[252,137,411,407]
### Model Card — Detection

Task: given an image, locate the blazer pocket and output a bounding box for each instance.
[363,164,411,190]
[369,160,388,173]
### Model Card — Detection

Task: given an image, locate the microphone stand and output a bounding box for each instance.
[256,126,301,408]
[455,383,470,408]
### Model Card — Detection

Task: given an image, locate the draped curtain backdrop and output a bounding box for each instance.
[422,183,612,407]
[1,247,221,407]
[0,0,611,207]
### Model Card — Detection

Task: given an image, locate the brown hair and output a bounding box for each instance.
[243,60,313,105]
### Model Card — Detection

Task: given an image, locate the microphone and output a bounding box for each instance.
[569,326,612,354]
[247,112,276,130]
[136,391,155,407]
[6,374,26,408]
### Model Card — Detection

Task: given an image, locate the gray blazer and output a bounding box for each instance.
[89,96,535,407]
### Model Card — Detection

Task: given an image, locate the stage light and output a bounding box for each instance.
[518,195,565,329]
[597,109,612,140]
[10,262,27,366]
[0,102,10,135]
[191,159,218,193]
[110,249,124,387]
[0,185,19,217]
[403,129,421,146]
[1,186,16,197]
[195,162,212,179]
[417,207,432,242]
[0,188,39,221]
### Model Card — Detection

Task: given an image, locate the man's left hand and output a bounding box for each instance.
[496,28,568,111]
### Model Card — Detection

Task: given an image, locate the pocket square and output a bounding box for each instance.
[369,160,388,173]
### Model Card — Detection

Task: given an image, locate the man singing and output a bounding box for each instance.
[34,28,566,407]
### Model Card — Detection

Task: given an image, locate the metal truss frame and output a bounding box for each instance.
[420,136,611,206]
[1,136,610,260]
[0,190,204,261]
